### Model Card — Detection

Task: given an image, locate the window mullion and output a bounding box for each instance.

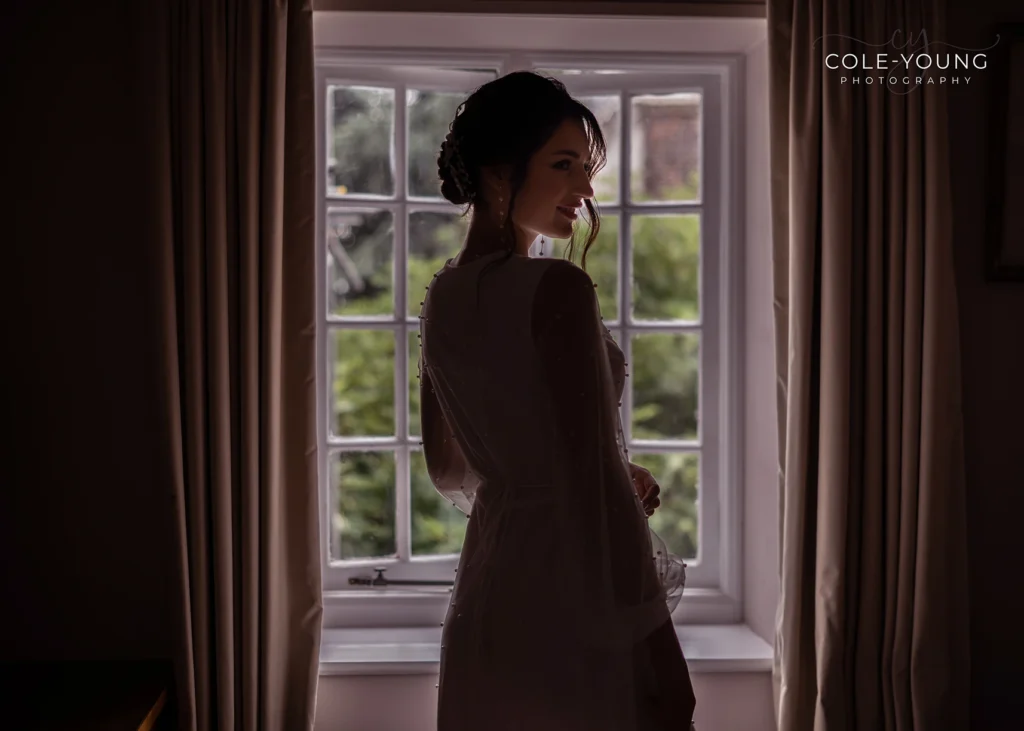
[316,71,337,573]
[619,88,632,447]
[321,65,495,92]
[327,435,403,450]
[394,82,411,562]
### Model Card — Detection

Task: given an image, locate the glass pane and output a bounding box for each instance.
[631,452,699,560]
[630,332,699,440]
[630,92,701,203]
[330,328,395,438]
[631,214,700,321]
[408,90,472,198]
[410,450,468,556]
[331,450,396,560]
[327,209,395,317]
[577,95,621,205]
[328,85,395,197]
[550,213,619,322]
[407,210,470,317]
[409,330,422,437]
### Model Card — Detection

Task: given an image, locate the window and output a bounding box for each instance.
[315,52,743,627]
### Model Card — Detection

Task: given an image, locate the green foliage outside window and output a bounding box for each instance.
[329,87,702,563]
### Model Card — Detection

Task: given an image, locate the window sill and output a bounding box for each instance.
[319,624,772,677]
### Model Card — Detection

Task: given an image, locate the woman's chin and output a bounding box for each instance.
[552,219,576,236]
[530,220,574,242]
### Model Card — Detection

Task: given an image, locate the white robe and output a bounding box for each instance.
[420,249,686,731]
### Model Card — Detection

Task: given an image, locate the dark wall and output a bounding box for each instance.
[1,2,178,662]
[947,1,1024,727]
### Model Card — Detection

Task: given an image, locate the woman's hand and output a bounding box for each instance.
[628,462,661,516]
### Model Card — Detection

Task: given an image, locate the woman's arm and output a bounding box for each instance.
[532,260,669,640]
[533,261,695,726]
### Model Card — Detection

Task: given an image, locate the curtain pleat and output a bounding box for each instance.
[767,0,971,728]
[157,2,323,729]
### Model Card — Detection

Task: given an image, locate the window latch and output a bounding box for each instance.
[349,567,455,587]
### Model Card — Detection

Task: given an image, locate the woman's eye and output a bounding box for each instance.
[554,159,593,173]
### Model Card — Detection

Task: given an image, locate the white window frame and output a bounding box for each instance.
[315,45,745,628]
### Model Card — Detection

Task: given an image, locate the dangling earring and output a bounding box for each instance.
[496,185,515,254]
[539,236,545,257]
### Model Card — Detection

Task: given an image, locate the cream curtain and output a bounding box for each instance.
[767,0,971,728]
[154,1,323,729]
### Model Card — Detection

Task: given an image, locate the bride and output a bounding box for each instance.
[418,70,696,731]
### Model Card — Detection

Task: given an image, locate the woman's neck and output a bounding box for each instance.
[462,211,534,258]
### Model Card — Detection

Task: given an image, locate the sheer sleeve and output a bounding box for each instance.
[532,261,672,652]
[419,348,475,515]
[599,323,688,617]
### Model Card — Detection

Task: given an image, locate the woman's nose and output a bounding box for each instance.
[576,172,594,200]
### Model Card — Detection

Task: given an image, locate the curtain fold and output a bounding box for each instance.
[766,0,970,729]
[155,2,322,729]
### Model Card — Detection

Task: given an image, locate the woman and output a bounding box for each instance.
[419,71,696,731]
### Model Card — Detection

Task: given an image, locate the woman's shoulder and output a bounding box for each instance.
[532,258,597,311]
[530,259,602,342]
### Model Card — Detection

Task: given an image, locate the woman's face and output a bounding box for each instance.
[508,118,596,241]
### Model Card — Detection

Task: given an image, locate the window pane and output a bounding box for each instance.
[328,85,395,197]
[408,90,470,198]
[577,95,621,205]
[327,209,395,317]
[331,450,396,561]
[330,328,395,438]
[630,332,699,440]
[410,450,468,556]
[409,330,422,437]
[631,452,698,560]
[631,214,700,322]
[550,213,619,322]
[408,210,470,317]
[630,92,701,203]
